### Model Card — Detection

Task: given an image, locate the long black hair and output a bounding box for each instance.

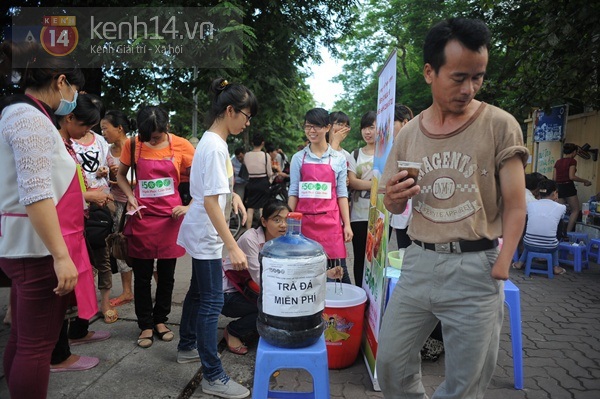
[57,93,100,127]
[103,110,137,135]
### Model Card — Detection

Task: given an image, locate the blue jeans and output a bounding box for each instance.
[518,243,559,267]
[178,258,225,382]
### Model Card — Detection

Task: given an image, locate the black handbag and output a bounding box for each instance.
[85,203,113,249]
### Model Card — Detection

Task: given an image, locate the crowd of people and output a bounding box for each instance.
[3,15,587,399]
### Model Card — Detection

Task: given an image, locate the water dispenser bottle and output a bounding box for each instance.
[257,212,327,348]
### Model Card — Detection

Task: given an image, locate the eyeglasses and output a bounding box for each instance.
[303,124,324,132]
[334,122,350,128]
[269,216,287,225]
[363,125,376,132]
[237,109,252,122]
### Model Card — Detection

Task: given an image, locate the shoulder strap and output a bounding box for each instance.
[130,136,136,188]
[265,151,268,174]
[353,148,360,161]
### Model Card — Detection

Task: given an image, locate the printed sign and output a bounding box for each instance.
[138,177,175,198]
[261,255,327,317]
[533,105,568,142]
[362,50,397,392]
[298,181,332,199]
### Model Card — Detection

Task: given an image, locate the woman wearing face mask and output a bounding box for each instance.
[0,41,96,398]
[50,94,116,373]
[117,106,195,348]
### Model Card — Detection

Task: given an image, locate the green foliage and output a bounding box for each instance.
[1,0,356,157]
[331,0,599,142]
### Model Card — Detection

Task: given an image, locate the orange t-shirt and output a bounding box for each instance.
[120,134,195,178]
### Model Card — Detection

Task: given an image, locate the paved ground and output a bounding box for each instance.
[1,241,600,398]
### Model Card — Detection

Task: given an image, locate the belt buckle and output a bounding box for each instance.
[434,243,452,254]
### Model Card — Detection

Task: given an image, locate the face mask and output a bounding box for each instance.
[54,81,78,116]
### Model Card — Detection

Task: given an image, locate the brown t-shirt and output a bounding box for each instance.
[381,103,529,243]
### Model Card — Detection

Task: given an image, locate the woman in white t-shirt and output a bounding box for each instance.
[348,111,377,286]
[176,78,256,398]
[512,179,567,275]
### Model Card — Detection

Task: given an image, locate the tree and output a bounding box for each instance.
[330,0,600,151]
[1,0,357,155]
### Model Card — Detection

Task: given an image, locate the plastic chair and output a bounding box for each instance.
[252,336,330,399]
[558,242,589,273]
[567,232,589,246]
[524,251,555,278]
[504,280,524,390]
[588,238,600,262]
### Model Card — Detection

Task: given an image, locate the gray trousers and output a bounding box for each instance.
[377,244,504,399]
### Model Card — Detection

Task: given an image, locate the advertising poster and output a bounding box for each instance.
[533,105,568,142]
[361,50,396,391]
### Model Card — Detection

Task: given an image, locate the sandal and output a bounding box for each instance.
[223,327,248,355]
[137,331,154,348]
[154,325,174,342]
[103,309,119,324]
[109,296,133,307]
[511,262,523,270]
[554,267,567,275]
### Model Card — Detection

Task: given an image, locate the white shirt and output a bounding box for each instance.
[71,132,110,189]
[523,198,566,249]
[348,147,374,222]
[177,131,233,259]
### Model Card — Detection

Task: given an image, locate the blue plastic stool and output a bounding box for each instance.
[524,251,555,278]
[504,280,524,390]
[588,238,600,262]
[558,242,589,273]
[513,248,520,263]
[567,232,589,246]
[252,336,330,399]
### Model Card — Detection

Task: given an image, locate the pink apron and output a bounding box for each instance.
[126,136,186,259]
[295,153,346,259]
[21,96,97,319]
[58,174,99,320]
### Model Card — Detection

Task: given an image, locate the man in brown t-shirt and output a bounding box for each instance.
[377,18,528,399]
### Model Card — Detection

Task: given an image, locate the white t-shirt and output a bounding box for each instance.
[523,199,566,249]
[71,132,110,189]
[177,131,233,259]
[347,148,374,222]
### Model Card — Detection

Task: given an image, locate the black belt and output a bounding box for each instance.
[413,238,498,254]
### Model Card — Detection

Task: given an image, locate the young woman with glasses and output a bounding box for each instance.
[288,108,353,283]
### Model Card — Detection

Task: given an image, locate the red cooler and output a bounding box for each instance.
[323,282,367,369]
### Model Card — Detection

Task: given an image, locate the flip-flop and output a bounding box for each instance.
[554,267,567,275]
[109,297,133,307]
[69,330,111,346]
[511,262,523,270]
[50,356,99,373]
[103,309,119,324]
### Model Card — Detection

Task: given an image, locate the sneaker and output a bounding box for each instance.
[177,349,200,364]
[201,374,250,398]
